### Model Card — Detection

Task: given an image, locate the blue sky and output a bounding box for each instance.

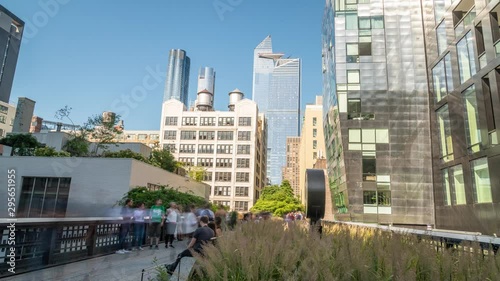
[2,0,324,130]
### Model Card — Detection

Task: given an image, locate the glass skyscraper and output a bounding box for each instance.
[252,36,301,185]
[0,5,24,104]
[322,0,434,227]
[163,49,190,106]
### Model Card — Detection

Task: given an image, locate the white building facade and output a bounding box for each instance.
[159,92,266,212]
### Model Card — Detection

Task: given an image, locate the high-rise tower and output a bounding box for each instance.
[163,49,190,106]
[252,36,301,185]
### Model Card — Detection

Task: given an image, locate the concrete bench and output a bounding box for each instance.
[169,257,196,281]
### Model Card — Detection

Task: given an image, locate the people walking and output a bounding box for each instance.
[116,199,134,254]
[149,199,165,250]
[183,204,198,240]
[133,202,146,250]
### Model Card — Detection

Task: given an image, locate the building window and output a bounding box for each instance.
[362,155,376,182]
[437,105,454,162]
[237,145,251,154]
[179,144,196,153]
[182,117,197,126]
[138,134,147,141]
[217,144,233,154]
[165,117,178,126]
[313,152,318,159]
[215,172,232,182]
[236,172,250,182]
[214,186,231,196]
[346,43,359,63]
[451,165,466,205]
[313,129,317,137]
[347,70,360,90]
[436,21,447,55]
[216,158,232,168]
[348,128,388,150]
[313,140,318,149]
[234,201,249,212]
[150,134,159,140]
[0,105,8,114]
[345,11,358,30]
[178,157,194,166]
[200,117,215,126]
[198,144,214,154]
[457,31,477,84]
[0,115,6,124]
[359,42,371,56]
[213,200,230,207]
[203,172,213,181]
[432,53,454,102]
[363,191,377,205]
[462,85,481,153]
[235,186,249,197]
[18,177,71,218]
[218,117,234,126]
[199,131,215,140]
[163,130,177,140]
[237,158,250,168]
[180,131,196,140]
[442,169,451,206]
[147,183,162,191]
[362,190,391,206]
[163,144,176,153]
[313,117,317,126]
[239,117,251,126]
[217,131,234,140]
[238,131,251,141]
[471,158,492,203]
[197,158,213,167]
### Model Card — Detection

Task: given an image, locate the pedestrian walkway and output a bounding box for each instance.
[2,241,187,281]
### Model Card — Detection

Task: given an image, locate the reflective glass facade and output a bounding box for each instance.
[322,0,434,226]
[426,0,500,234]
[252,36,301,185]
[0,5,24,103]
[163,49,190,106]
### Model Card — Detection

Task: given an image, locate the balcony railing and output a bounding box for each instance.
[0,217,163,277]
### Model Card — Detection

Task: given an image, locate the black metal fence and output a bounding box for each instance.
[0,218,160,277]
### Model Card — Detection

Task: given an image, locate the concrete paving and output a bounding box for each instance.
[2,241,192,281]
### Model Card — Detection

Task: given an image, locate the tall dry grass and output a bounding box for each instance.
[190,221,500,281]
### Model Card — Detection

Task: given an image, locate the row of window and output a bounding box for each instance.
[200,172,251,182]
[164,130,252,141]
[166,144,252,155]
[181,157,250,168]
[442,157,492,205]
[164,116,252,127]
[213,186,250,197]
[212,200,249,211]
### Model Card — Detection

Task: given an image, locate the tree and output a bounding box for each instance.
[103,149,148,162]
[34,147,71,157]
[82,113,123,156]
[149,149,178,172]
[0,133,42,156]
[186,165,206,182]
[118,186,207,209]
[63,135,89,157]
[250,180,304,217]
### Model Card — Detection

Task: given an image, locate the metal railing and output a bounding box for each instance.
[0,217,161,277]
[322,220,500,255]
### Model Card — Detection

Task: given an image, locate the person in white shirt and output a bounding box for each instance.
[133,202,146,250]
[165,202,179,248]
[183,204,198,240]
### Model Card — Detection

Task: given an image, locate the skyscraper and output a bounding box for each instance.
[163,49,190,106]
[252,36,301,185]
[322,0,434,227]
[197,67,215,94]
[0,5,24,104]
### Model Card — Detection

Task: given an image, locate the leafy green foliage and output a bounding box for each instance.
[251,180,303,217]
[34,146,71,157]
[0,133,42,156]
[81,113,123,155]
[187,165,206,182]
[63,136,89,157]
[149,149,177,172]
[103,149,148,162]
[119,186,207,209]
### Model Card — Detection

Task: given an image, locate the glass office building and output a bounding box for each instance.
[0,5,24,104]
[322,0,434,227]
[163,49,190,106]
[252,36,301,185]
[425,0,500,234]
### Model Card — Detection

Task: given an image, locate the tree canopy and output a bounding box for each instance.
[34,146,71,157]
[149,149,178,172]
[119,186,207,209]
[103,149,148,162]
[0,133,42,156]
[250,180,303,217]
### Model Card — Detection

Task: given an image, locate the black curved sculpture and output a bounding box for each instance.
[305,169,326,224]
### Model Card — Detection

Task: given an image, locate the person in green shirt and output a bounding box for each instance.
[149,199,165,249]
